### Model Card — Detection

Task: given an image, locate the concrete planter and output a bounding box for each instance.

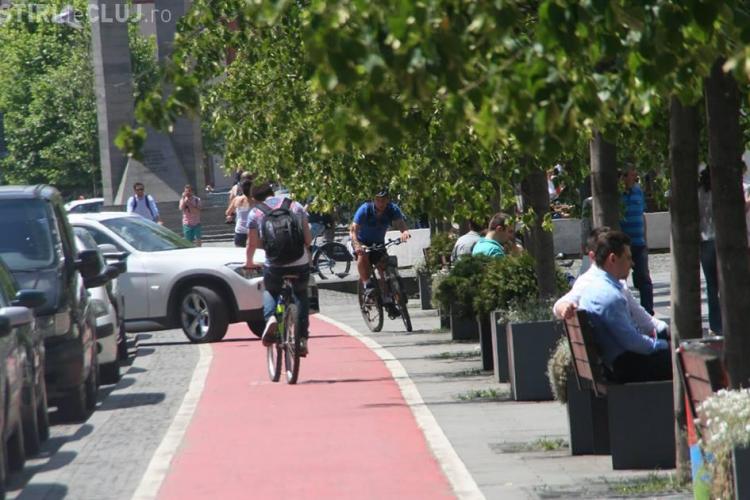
[450,307,478,341]
[490,311,509,382]
[476,314,493,371]
[566,375,610,455]
[734,445,750,500]
[439,307,450,330]
[417,271,434,310]
[507,320,562,401]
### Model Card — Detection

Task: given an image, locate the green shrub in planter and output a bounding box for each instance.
[473,252,569,316]
[547,336,572,404]
[422,232,456,274]
[433,254,493,318]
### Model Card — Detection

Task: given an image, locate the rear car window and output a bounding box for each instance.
[0,199,56,270]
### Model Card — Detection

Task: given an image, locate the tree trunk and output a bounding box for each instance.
[668,97,702,483]
[521,167,557,299]
[705,58,750,389]
[589,132,621,229]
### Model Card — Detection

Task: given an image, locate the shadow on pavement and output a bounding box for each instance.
[96,392,165,411]
[301,377,395,385]
[15,483,68,500]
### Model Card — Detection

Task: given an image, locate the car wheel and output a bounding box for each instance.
[247,320,264,338]
[21,380,41,456]
[57,383,88,422]
[100,361,121,385]
[7,421,24,473]
[36,379,50,442]
[117,320,128,362]
[180,286,229,343]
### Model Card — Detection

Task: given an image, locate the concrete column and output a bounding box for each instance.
[90,0,135,204]
[154,0,205,192]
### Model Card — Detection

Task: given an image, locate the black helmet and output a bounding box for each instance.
[375,187,390,198]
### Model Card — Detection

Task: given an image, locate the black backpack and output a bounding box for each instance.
[256,198,305,265]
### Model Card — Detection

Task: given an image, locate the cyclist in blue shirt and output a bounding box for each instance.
[350,188,411,293]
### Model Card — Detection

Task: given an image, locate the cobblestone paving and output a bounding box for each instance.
[8,329,199,500]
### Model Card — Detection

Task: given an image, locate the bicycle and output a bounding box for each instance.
[267,275,304,384]
[310,232,351,280]
[357,239,412,333]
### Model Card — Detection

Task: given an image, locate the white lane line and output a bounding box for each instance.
[131,343,213,500]
[317,314,485,500]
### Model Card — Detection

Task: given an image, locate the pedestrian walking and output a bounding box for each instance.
[620,166,654,315]
[179,184,203,246]
[126,182,161,223]
[227,179,254,247]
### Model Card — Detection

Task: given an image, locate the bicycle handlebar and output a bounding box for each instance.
[360,238,403,253]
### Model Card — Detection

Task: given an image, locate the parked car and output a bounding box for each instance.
[74,229,125,385]
[64,197,104,214]
[0,257,49,458]
[69,212,318,343]
[0,256,50,490]
[0,185,102,421]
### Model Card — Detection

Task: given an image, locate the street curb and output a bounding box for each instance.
[131,343,213,499]
[316,313,485,500]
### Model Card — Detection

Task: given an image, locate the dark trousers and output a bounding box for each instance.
[262,265,310,338]
[630,245,654,315]
[612,350,672,383]
[700,239,722,334]
[234,232,247,248]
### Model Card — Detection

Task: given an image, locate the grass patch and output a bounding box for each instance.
[427,350,480,360]
[443,368,485,378]
[456,388,508,401]
[490,437,569,453]
[606,473,690,496]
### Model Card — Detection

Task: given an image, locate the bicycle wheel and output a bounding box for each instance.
[267,339,282,382]
[357,280,383,332]
[283,303,301,384]
[394,276,412,332]
[313,242,352,279]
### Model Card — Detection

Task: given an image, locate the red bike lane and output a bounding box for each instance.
[157,315,455,499]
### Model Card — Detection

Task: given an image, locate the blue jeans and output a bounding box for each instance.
[700,239,722,334]
[630,245,654,315]
[262,265,310,338]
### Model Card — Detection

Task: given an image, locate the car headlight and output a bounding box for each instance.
[225,263,263,279]
[89,298,110,318]
[37,311,72,338]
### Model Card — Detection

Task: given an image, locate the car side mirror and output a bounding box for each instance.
[0,307,33,336]
[98,244,129,261]
[76,249,103,280]
[104,264,121,280]
[12,289,46,309]
[109,260,127,275]
[83,272,110,289]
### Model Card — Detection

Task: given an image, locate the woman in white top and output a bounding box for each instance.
[226,179,255,247]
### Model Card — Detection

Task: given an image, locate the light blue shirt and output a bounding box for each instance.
[579,266,666,366]
[471,238,505,258]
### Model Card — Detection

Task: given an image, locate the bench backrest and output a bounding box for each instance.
[676,339,727,426]
[564,310,609,397]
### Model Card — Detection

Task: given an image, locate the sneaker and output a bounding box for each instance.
[298,337,309,357]
[261,317,278,347]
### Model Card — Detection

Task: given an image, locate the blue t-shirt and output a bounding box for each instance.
[353,201,404,244]
[471,238,505,258]
[620,185,645,247]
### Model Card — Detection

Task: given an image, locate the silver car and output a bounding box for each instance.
[69,213,281,343]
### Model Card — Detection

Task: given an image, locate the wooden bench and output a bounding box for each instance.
[676,338,727,433]
[564,310,676,469]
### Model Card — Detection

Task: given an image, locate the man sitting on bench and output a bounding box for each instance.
[578,230,672,383]
[553,226,668,340]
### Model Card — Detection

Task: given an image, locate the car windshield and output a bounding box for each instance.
[0,199,56,270]
[101,216,192,252]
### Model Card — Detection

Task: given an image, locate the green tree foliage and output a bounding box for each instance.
[0,0,158,198]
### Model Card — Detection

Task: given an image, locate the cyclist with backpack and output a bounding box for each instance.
[350,188,411,314]
[244,182,313,355]
[126,182,161,224]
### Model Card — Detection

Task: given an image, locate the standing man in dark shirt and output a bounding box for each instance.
[620,166,654,315]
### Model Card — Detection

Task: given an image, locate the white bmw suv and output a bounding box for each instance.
[69,213,316,343]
